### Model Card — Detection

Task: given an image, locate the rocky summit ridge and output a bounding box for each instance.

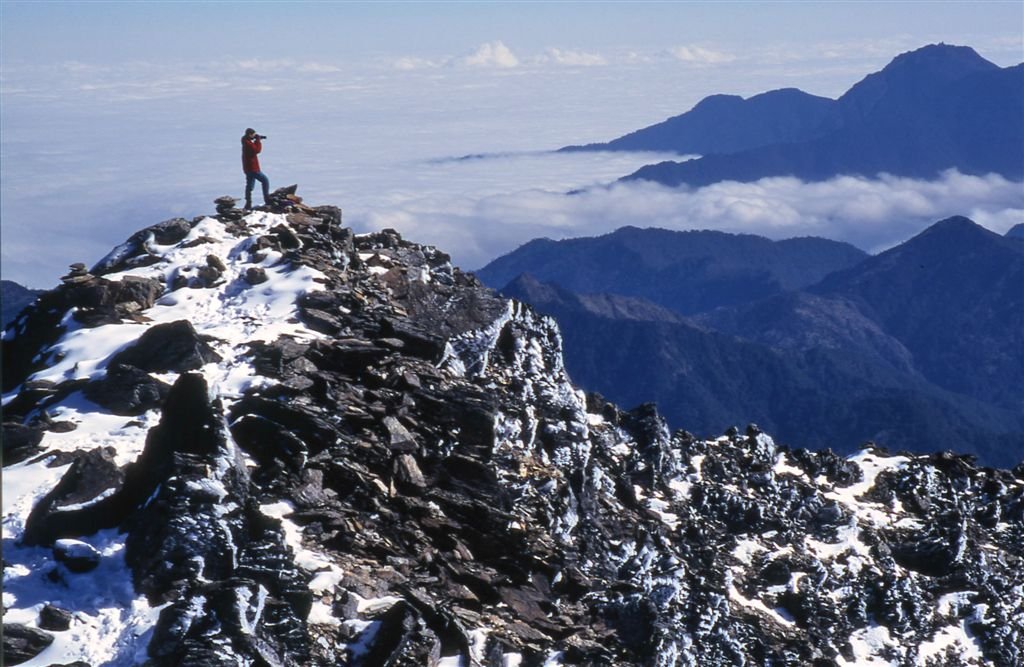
[2,188,1022,666]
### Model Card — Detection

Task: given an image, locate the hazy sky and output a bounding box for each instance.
[4,2,1022,65]
[2,1,1022,287]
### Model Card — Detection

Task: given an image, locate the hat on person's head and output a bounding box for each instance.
[245,128,256,135]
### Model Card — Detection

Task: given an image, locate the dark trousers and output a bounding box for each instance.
[245,171,270,204]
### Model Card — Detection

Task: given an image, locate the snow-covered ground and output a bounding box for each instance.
[2,211,326,665]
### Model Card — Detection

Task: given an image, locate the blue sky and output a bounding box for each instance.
[2,1,1022,287]
[4,2,1022,64]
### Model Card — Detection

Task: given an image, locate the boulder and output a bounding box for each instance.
[354,601,441,666]
[394,454,426,489]
[383,416,417,452]
[214,196,238,214]
[2,623,54,664]
[108,320,220,372]
[91,217,193,275]
[2,422,45,466]
[379,318,447,363]
[230,413,308,470]
[270,224,301,250]
[22,447,126,546]
[53,538,102,573]
[314,205,343,228]
[82,363,170,416]
[38,603,74,631]
[113,276,163,311]
[120,373,227,511]
[244,267,268,285]
[306,338,389,374]
[891,530,963,577]
[206,254,227,272]
[228,395,335,455]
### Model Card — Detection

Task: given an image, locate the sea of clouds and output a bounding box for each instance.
[2,39,1021,287]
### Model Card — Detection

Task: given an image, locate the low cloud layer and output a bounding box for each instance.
[393,42,605,70]
[667,45,736,64]
[351,166,1023,272]
[460,41,520,68]
[3,48,1021,288]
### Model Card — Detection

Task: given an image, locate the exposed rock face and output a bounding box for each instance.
[82,363,170,415]
[38,603,73,631]
[2,194,1021,666]
[21,446,126,546]
[108,320,221,372]
[2,623,54,664]
[2,421,45,465]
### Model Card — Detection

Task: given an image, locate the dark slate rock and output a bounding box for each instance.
[244,267,268,285]
[91,217,194,275]
[1,276,156,391]
[247,338,310,378]
[2,623,54,664]
[113,276,164,311]
[207,254,227,272]
[379,317,447,363]
[214,196,238,214]
[394,453,426,489]
[196,264,222,286]
[891,530,963,577]
[306,338,389,374]
[289,468,334,508]
[383,416,417,452]
[230,413,308,471]
[2,422,45,466]
[313,205,343,228]
[228,396,335,454]
[300,308,343,335]
[38,603,74,631]
[270,224,301,250]
[6,197,1023,666]
[22,446,127,546]
[81,363,170,416]
[353,601,440,665]
[120,373,313,664]
[120,373,223,510]
[53,538,102,573]
[108,320,221,373]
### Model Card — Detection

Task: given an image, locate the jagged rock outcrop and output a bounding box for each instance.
[2,191,1021,666]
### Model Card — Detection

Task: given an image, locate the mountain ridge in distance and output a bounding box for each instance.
[482,216,1024,466]
[806,216,1024,412]
[560,87,839,155]
[476,225,867,316]
[1,280,44,328]
[565,44,1024,187]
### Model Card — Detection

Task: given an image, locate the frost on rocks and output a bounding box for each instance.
[3,193,1023,666]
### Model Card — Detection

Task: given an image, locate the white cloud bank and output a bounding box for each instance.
[351,167,1023,271]
[393,42,607,70]
[3,52,1020,288]
[538,48,608,67]
[667,45,737,64]
[460,41,520,68]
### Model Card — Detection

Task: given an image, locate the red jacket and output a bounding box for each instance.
[242,137,262,173]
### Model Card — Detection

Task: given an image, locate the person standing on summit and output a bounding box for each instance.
[241,128,270,210]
